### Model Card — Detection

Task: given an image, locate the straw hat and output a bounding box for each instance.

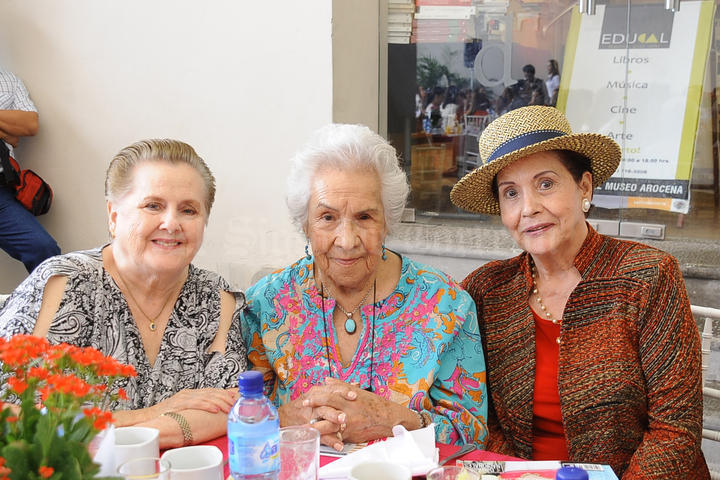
[450,106,621,215]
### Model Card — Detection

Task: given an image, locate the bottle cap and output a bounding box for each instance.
[555,467,589,480]
[238,371,264,395]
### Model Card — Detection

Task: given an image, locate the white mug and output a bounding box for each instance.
[161,445,224,480]
[114,427,160,471]
[349,461,412,480]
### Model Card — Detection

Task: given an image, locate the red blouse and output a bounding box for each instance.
[531,308,569,461]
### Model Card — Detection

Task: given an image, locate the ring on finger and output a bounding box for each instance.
[336,432,343,441]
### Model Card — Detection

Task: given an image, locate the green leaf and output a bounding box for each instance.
[34,414,56,457]
[2,441,32,480]
[67,419,92,443]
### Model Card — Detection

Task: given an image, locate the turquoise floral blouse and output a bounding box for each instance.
[241,255,488,445]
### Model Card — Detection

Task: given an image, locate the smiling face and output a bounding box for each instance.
[496,150,592,260]
[306,166,386,290]
[107,161,208,276]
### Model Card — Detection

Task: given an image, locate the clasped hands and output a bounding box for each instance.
[280,377,401,451]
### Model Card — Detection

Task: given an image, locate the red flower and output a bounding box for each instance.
[69,347,104,367]
[0,455,9,480]
[38,385,51,403]
[0,335,48,367]
[38,465,54,478]
[117,388,129,401]
[95,357,137,378]
[28,367,49,380]
[7,377,28,394]
[45,373,91,398]
[1,335,135,480]
[70,379,91,397]
[82,407,114,430]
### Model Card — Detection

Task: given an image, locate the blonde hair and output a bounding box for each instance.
[105,139,216,215]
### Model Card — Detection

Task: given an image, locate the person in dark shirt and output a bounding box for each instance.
[513,64,548,107]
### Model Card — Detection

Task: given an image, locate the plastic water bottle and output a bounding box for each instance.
[228,371,280,480]
[423,116,431,133]
[555,466,589,480]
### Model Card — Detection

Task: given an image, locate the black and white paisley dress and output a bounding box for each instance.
[0,247,248,410]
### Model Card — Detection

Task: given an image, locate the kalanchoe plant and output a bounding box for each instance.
[0,335,137,480]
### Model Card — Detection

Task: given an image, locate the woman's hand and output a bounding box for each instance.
[151,388,238,416]
[302,378,420,445]
[278,380,357,451]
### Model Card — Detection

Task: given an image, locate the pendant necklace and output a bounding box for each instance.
[320,281,376,392]
[322,280,375,334]
[115,269,179,332]
[531,263,562,344]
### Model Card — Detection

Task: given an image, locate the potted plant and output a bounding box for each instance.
[0,334,136,480]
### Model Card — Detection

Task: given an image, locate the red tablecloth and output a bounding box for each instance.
[205,435,518,477]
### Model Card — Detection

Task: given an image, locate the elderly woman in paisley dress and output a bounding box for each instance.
[0,139,247,448]
[241,124,488,451]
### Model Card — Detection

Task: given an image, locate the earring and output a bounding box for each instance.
[582,198,591,213]
[305,243,312,260]
[382,244,387,261]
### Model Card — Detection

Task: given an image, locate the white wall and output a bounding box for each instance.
[0,0,335,292]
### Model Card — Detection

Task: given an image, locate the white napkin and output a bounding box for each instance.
[90,425,117,476]
[319,424,438,479]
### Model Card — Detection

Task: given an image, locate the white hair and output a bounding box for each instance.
[286,124,410,235]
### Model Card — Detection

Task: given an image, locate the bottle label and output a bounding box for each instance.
[228,435,279,475]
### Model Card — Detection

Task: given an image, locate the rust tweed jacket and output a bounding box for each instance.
[462,226,708,479]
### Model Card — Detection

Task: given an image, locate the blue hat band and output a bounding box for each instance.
[487,129,567,163]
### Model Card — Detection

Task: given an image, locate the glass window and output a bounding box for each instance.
[386,0,720,242]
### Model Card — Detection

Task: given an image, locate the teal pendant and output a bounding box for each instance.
[344,316,357,334]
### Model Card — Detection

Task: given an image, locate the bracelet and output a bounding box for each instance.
[162,411,193,446]
[414,409,432,429]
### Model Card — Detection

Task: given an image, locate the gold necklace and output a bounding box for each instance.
[115,268,180,332]
[531,264,562,345]
[322,280,375,335]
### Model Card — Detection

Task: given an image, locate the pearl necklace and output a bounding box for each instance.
[531,264,562,344]
[322,281,375,334]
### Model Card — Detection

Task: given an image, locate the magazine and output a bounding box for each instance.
[457,460,619,479]
[318,442,368,457]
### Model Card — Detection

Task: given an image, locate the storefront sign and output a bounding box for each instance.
[557,1,714,213]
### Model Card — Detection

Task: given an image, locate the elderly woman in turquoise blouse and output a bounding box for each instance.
[241,124,487,450]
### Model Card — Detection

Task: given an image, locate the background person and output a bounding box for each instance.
[450,106,709,478]
[242,123,488,450]
[0,67,60,273]
[545,59,560,107]
[0,139,247,448]
[467,87,491,116]
[495,87,521,115]
[513,64,547,107]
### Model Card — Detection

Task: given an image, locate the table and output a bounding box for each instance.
[205,436,518,478]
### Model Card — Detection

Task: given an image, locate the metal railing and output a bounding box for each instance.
[693,305,720,478]
[693,305,720,400]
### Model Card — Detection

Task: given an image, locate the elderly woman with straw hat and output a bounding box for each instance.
[242,124,488,450]
[451,106,708,478]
